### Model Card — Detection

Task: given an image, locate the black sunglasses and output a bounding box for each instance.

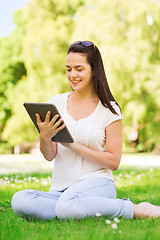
[71,41,94,48]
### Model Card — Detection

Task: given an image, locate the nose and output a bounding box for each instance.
[70,70,77,79]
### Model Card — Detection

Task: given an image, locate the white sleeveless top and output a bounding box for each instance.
[48,92,123,191]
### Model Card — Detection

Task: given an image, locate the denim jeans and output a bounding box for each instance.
[11,177,134,220]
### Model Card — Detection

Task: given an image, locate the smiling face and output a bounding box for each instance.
[66,52,94,93]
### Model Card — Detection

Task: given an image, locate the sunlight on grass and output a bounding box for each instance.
[0,175,52,188]
[0,154,53,174]
[1,156,160,240]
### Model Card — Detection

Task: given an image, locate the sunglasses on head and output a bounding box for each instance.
[71,41,94,48]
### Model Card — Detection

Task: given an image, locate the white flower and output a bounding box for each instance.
[105,219,111,224]
[95,212,101,217]
[114,217,120,223]
[41,178,48,186]
[111,223,117,229]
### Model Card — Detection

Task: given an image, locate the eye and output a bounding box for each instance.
[66,68,71,72]
[77,68,83,72]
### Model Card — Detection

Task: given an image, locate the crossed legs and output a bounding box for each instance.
[11,177,160,221]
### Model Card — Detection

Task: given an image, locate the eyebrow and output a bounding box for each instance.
[66,65,84,68]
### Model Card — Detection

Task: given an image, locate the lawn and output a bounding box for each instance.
[0,156,160,240]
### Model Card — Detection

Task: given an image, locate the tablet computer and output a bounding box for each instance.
[23,103,74,143]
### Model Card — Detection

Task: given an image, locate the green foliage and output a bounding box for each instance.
[0,10,27,149]
[2,0,83,148]
[70,0,160,152]
[1,0,160,152]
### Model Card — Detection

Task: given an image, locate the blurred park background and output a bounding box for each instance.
[0,0,160,155]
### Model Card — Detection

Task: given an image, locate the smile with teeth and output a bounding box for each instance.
[71,80,81,83]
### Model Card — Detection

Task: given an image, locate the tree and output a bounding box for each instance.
[2,0,84,149]
[2,0,160,153]
[70,0,160,152]
[0,10,27,152]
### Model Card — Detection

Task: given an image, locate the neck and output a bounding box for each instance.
[72,89,98,102]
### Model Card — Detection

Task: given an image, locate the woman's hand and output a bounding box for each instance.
[36,111,66,141]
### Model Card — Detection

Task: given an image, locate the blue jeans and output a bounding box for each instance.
[11,177,134,220]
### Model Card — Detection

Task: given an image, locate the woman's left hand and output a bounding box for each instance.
[60,142,71,148]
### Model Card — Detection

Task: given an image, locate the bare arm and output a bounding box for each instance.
[39,137,57,162]
[61,120,122,170]
[36,111,66,161]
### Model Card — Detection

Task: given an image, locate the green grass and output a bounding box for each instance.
[1,168,160,240]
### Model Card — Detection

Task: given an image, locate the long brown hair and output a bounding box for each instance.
[67,41,120,114]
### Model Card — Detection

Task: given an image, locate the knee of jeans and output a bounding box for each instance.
[55,195,82,219]
[11,190,24,214]
[11,189,34,215]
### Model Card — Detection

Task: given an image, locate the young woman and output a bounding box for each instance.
[11,41,160,220]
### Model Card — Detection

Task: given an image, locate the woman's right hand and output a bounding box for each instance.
[36,111,66,141]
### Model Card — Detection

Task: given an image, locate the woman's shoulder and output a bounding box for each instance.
[99,101,121,115]
[98,101,122,126]
[110,101,121,116]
